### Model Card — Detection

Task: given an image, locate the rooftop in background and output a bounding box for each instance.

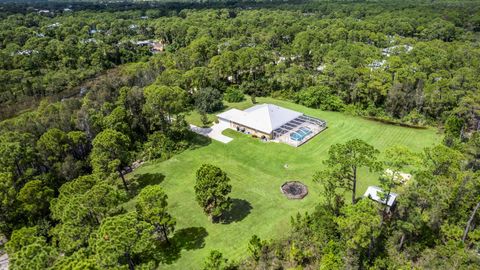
[217,104,302,134]
[363,186,398,207]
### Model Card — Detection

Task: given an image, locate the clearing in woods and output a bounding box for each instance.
[130,97,440,269]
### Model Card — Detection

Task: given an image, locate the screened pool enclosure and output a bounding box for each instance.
[272,115,326,147]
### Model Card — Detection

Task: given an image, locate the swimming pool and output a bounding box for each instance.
[290,127,313,141]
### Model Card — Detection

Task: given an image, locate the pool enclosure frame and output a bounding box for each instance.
[272,115,327,147]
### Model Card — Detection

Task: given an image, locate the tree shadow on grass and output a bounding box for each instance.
[156,227,208,264]
[173,227,208,250]
[130,173,165,195]
[222,198,253,224]
[189,133,212,150]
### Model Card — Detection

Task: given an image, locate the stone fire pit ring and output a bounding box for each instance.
[281,181,308,199]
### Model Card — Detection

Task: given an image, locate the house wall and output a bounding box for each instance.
[233,123,272,139]
[218,118,272,139]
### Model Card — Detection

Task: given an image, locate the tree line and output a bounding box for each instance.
[1,0,480,128]
[1,0,480,269]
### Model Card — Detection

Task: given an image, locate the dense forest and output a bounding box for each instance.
[0,0,480,269]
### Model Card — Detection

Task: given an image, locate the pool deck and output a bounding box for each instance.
[276,123,327,147]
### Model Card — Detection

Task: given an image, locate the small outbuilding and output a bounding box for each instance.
[363,186,398,208]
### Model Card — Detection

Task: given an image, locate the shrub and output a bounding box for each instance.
[365,103,385,117]
[224,87,244,103]
[248,235,266,261]
[194,87,224,113]
[402,109,427,126]
[200,112,210,127]
[142,132,176,161]
[296,86,345,111]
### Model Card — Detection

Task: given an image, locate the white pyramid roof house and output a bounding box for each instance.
[217,104,302,135]
[217,103,327,146]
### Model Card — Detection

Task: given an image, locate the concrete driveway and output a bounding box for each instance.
[0,254,8,270]
[190,122,233,143]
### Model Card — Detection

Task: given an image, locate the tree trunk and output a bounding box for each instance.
[125,252,135,270]
[462,200,480,243]
[452,176,470,211]
[14,160,22,179]
[367,235,375,262]
[345,249,359,270]
[89,210,100,226]
[118,170,129,192]
[382,173,396,218]
[161,225,170,245]
[352,166,357,204]
[398,233,405,250]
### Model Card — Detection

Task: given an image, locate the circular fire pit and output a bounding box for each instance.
[281,181,308,199]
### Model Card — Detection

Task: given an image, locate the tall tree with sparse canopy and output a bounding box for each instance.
[321,139,379,204]
[335,199,382,268]
[90,129,131,191]
[136,185,176,245]
[195,164,232,222]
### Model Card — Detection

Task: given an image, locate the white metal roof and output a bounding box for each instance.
[363,186,397,207]
[217,104,302,134]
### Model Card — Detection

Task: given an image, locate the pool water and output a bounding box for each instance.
[290,127,313,141]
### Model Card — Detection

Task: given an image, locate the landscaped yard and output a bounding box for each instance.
[130,97,441,269]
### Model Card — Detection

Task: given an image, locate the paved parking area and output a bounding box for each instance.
[190,122,233,144]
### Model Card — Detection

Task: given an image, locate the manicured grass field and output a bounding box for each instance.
[131,97,441,269]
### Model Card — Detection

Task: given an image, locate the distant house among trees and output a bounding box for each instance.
[382,44,413,57]
[368,60,386,70]
[134,40,165,53]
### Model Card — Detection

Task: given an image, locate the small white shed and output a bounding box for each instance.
[363,186,398,207]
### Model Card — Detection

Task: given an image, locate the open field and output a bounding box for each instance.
[131,97,441,269]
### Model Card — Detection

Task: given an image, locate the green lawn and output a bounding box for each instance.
[131,97,441,269]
